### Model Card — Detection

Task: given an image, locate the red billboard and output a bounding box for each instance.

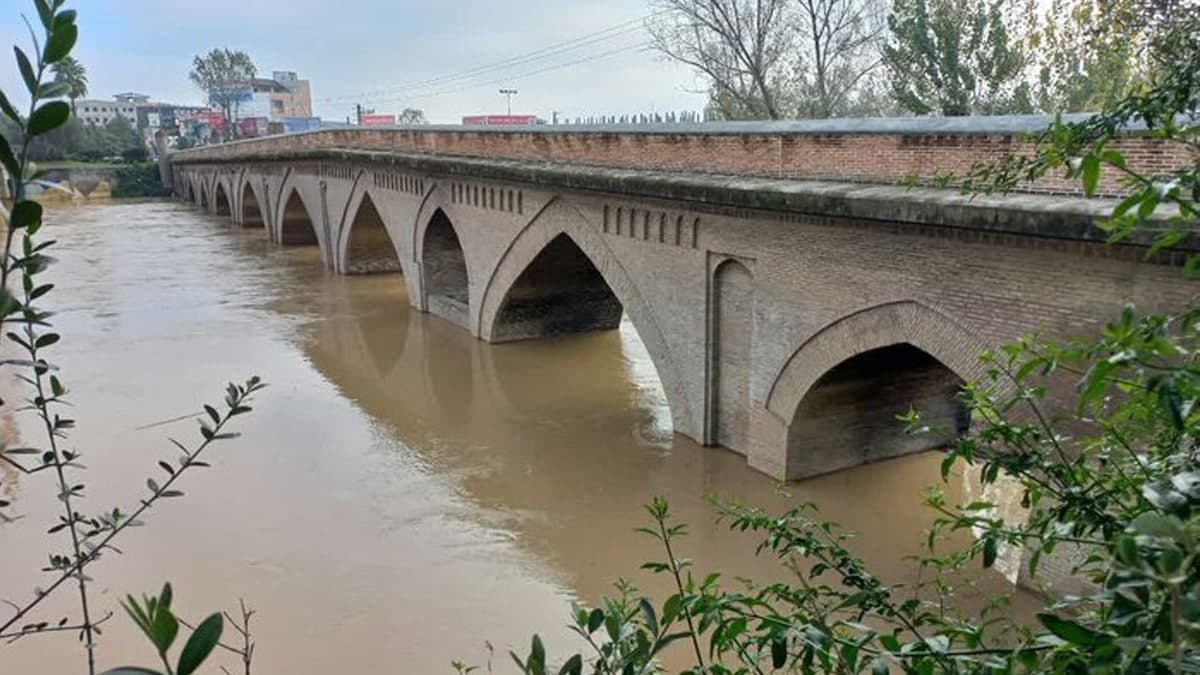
[462,114,539,126]
[190,110,226,131]
[360,114,396,127]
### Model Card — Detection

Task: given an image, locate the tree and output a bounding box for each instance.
[1028,0,1143,113]
[397,107,427,125]
[883,0,1027,115]
[649,0,793,119]
[499,8,1199,675]
[51,55,86,113]
[188,48,256,139]
[792,0,887,118]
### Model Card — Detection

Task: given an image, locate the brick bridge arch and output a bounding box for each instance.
[477,197,698,436]
[234,170,271,233]
[334,174,408,276]
[759,300,988,479]
[273,169,329,258]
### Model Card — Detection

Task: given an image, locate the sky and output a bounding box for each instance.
[0,0,709,124]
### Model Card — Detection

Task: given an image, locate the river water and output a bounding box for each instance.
[0,201,1037,674]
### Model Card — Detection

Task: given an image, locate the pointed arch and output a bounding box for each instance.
[239,179,266,229]
[341,191,404,275]
[765,300,986,479]
[277,187,320,246]
[478,198,698,436]
[197,179,209,210]
[489,232,622,340]
[419,208,470,328]
[213,181,231,217]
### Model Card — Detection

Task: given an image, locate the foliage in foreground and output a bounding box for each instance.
[1,2,262,673]
[496,21,1200,675]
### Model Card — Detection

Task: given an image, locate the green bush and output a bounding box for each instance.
[111,162,171,198]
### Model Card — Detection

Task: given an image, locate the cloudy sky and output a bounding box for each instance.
[0,0,710,124]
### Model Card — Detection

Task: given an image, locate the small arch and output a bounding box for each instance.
[278,188,319,245]
[198,180,209,209]
[491,233,622,341]
[344,193,403,275]
[421,209,470,328]
[213,182,231,217]
[240,181,264,229]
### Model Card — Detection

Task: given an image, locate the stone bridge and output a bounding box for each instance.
[168,117,1194,481]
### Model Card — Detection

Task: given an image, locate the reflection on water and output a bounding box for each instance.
[0,201,1037,674]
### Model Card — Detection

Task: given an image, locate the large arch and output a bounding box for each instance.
[277,187,320,246]
[419,208,470,328]
[765,300,986,479]
[213,181,232,218]
[340,191,404,275]
[478,198,698,437]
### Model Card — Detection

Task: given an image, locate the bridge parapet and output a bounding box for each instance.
[170,115,1190,198]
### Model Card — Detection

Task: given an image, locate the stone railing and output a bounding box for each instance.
[171,115,1192,198]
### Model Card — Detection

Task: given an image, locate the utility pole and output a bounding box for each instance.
[499,89,517,116]
[355,103,363,126]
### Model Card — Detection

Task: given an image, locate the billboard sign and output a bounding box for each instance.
[360,114,396,127]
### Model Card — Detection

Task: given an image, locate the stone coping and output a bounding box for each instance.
[173,147,1191,250]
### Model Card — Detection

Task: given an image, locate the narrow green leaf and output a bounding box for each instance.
[982,536,998,568]
[10,201,43,230]
[44,22,77,64]
[34,0,53,28]
[28,101,71,136]
[0,132,18,177]
[149,605,178,654]
[1080,154,1100,197]
[0,89,19,122]
[557,654,582,675]
[771,637,788,668]
[176,613,223,675]
[1037,613,1106,646]
[14,47,38,96]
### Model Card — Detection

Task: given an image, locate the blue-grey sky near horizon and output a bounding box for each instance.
[0,0,708,123]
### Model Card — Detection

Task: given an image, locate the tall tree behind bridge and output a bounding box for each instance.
[792,0,887,118]
[397,108,427,124]
[883,0,1028,115]
[51,55,87,113]
[189,48,256,139]
[649,0,793,119]
[651,0,888,119]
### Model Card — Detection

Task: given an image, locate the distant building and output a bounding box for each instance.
[77,94,207,139]
[225,70,313,127]
[77,97,141,127]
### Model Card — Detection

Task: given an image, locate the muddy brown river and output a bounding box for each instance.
[0,201,1037,674]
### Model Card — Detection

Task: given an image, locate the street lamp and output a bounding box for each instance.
[499,88,518,116]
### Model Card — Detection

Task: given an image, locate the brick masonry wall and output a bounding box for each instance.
[172,125,1192,198]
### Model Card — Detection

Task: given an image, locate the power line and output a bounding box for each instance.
[360,41,654,107]
[317,12,663,104]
